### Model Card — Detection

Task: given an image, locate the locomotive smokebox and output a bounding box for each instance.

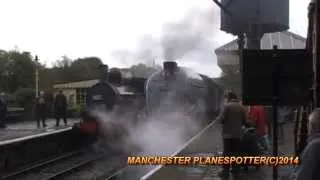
[99,64,109,82]
[163,61,178,74]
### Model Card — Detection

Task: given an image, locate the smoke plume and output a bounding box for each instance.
[111,8,220,77]
[161,8,217,61]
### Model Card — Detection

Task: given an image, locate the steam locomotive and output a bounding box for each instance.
[78,61,224,141]
[146,61,224,124]
[78,65,146,137]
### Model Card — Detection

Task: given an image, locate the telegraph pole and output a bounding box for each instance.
[35,55,39,98]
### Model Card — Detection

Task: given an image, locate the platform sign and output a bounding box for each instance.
[242,49,313,106]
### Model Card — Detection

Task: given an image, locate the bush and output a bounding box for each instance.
[68,104,84,117]
[13,88,35,120]
[14,88,35,108]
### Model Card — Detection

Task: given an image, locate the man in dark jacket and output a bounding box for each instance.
[217,92,248,177]
[0,92,7,128]
[292,108,320,180]
[54,90,67,126]
[35,91,47,128]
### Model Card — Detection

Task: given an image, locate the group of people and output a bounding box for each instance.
[218,91,320,180]
[218,92,260,176]
[0,90,68,129]
[217,91,292,177]
[35,90,68,128]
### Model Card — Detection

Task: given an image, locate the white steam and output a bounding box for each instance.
[91,100,202,156]
[126,110,200,156]
[111,7,220,77]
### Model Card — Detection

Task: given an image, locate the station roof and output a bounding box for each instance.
[215,31,306,54]
[53,80,135,95]
[53,79,99,89]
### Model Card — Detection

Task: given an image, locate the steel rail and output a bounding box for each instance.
[0,150,83,180]
[46,154,106,180]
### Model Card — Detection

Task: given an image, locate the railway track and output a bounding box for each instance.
[101,119,220,180]
[102,166,128,180]
[45,153,106,180]
[0,148,109,180]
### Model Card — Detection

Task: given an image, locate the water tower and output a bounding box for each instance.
[218,0,289,49]
[213,0,289,95]
[213,1,289,179]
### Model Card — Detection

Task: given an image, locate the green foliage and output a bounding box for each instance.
[0,50,35,93]
[72,104,83,113]
[68,103,83,117]
[0,48,157,97]
[69,57,103,81]
[129,63,158,77]
[46,56,103,85]
[14,88,35,107]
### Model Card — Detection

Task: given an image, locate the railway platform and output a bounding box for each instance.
[0,118,81,142]
[142,120,296,180]
[184,122,295,180]
[0,117,94,177]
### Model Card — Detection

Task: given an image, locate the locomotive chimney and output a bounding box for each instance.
[163,61,178,74]
[108,68,122,86]
[99,64,109,82]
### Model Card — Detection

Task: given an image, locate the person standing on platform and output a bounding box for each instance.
[0,92,7,128]
[54,90,67,126]
[248,105,270,151]
[35,91,47,128]
[217,92,248,177]
[291,108,320,180]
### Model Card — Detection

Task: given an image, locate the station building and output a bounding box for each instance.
[53,79,98,107]
[215,31,306,95]
[52,69,133,108]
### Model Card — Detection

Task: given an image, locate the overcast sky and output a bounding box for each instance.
[0,0,309,77]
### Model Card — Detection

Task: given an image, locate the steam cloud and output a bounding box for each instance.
[91,6,219,156]
[90,92,206,179]
[93,98,203,156]
[111,8,221,77]
[88,8,220,178]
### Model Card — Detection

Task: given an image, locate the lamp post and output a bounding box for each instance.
[35,55,39,98]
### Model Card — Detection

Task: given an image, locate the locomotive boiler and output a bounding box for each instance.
[146,61,224,125]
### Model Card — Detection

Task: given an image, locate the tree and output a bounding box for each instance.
[129,63,158,78]
[0,50,35,93]
[52,55,72,68]
[70,57,103,81]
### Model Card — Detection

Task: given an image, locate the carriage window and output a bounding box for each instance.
[76,88,87,106]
